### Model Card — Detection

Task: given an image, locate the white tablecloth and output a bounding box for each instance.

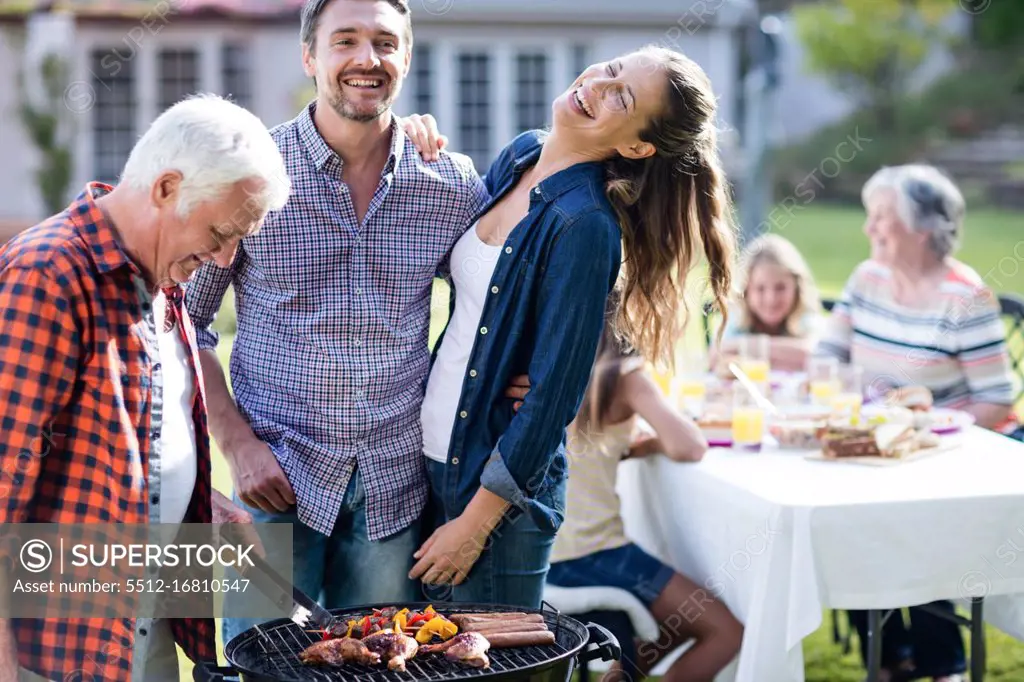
[617,427,1024,682]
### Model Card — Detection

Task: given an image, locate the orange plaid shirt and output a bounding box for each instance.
[0,184,216,680]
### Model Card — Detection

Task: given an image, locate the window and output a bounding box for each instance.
[412,43,433,114]
[514,53,548,133]
[221,43,252,109]
[571,44,590,81]
[457,52,491,172]
[90,48,136,184]
[158,48,199,111]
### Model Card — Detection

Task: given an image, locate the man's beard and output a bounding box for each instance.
[326,76,395,123]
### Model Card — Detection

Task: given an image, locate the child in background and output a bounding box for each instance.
[712,234,823,372]
[547,307,743,682]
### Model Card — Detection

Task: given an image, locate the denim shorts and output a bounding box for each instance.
[546,543,676,607]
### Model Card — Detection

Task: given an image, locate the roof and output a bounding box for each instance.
[0,0,756,26]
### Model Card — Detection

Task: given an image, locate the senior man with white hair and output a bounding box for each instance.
[0,94,290,682]
[817,163,1019,682]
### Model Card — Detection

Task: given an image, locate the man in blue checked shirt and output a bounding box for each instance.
[185,0,492,641]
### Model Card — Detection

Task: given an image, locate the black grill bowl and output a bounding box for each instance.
[195,601,620,682]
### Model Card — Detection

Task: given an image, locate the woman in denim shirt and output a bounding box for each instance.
[408,46,737,608]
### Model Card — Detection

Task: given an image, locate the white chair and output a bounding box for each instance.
[543,584,660,682]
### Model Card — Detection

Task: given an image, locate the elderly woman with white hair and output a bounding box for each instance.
[817,164,1019,682]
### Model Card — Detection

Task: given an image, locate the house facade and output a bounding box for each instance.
[0,0,756,224]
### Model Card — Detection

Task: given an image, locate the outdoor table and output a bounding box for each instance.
[616,426,1024,682]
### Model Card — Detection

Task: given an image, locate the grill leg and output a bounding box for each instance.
[579,656,590,682]
[971,597,986,682]
[866,609,883,682]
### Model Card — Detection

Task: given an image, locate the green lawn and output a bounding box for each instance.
[177,203,1024,680]
[766,203,1024,299]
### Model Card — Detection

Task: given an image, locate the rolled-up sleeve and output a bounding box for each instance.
[184,250,242,351]
[953,286,1017,406]
[0,267,79,523]
[480,211,621,508]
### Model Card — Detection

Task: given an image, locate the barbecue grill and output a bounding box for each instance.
[194,602,621,682]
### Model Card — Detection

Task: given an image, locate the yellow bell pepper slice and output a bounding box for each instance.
[394,611,408,634]
[345,619,357,638]
[415,616,458,644]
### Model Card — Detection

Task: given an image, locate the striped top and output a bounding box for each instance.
[818,260,1018,419]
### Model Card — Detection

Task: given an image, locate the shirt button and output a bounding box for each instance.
[469,370,477,378]
[480,327,488,335]
[152,363,161,373]
[534,187,541,195]
[151,494,159,505]
[150,429,160,439]
[459,411,468,419]
[491,286,499,294]
[355,287,363,296]
[353,338,362,347]
[504,246,512,254]
[451,457,460,465]
[139,627,148,636]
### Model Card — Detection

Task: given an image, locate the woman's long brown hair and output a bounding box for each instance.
[604,46,737,370]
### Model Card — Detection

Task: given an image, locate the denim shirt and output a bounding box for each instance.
[436,130,623,534]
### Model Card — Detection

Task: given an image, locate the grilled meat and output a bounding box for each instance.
[461,621,548,634]
[363,631,420,672]
[299,637,381,666]
[483,630,556,647]
[449,612,542,627]
[420,631,491,668]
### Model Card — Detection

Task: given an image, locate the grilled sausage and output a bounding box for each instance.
[482,631,556,648]
[462,621,549,635]
[449,613,543,627]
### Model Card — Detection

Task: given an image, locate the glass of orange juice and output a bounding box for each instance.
[831,365,864,420]
[808,357,839,407]
[677,374,707,418]
[732,383,765,452]
[649,364,674,398]
[738,334,771,386]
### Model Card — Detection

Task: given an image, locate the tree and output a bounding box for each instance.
[18,52,75,215]
[793,0,955,132]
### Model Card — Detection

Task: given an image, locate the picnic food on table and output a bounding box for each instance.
[821,422,940,459]
[299,607,556,668]
[887,385,934,412]
[696,414,732,443]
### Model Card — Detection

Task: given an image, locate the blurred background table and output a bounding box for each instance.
[617,427,1024,682]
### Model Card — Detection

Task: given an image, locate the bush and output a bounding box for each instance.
[771,53,1024,204]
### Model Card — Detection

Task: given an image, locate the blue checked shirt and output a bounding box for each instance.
[185,102,488,541]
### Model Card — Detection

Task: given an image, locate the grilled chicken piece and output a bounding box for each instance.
[363,631,420,672]
[420,631,491,668]
[299,637,381,666]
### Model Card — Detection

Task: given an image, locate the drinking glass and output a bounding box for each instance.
[831,365,864,420]
[808,356,840,407]
[731,383,765,452]
[649,363,673,398]
[676,348,709,418]
[738,334,771,386]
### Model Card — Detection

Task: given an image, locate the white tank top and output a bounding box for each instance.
[421,224,502,463]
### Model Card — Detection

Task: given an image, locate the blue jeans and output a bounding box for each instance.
[221,470,421,645]
[421,459,556,609]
